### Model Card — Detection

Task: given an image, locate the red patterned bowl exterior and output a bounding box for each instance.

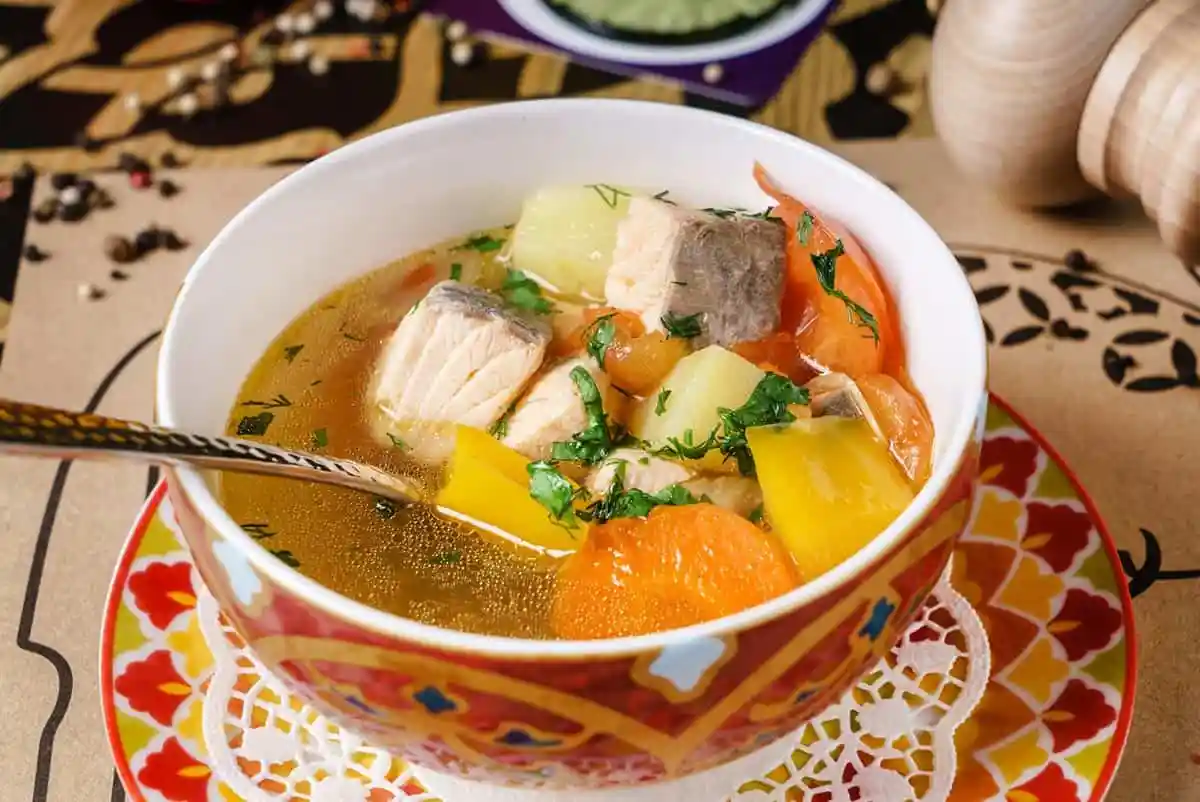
[164,420,981,790]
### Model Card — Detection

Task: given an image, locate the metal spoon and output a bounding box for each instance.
[0,399,426,505]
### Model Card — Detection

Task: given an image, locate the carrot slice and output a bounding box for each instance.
[752,164,897,378]
[551,504,801,639]
[857,373,934,485]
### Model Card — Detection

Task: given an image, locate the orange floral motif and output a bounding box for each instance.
[138,737,211,801]
[1007,762,1081,802]
[115,650,192,726]
[1043,679,1116,752]
[1049,589,1123,661]
[1022,503,1092,573]
[978,436,1040,498]
[129,561,197,630]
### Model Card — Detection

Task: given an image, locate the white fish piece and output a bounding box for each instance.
[604,197,785,348]
[585,448,693,496]
[805,372,884,440]
[372,280,549,432]
[501,357,611,461]
[682,475,763,518]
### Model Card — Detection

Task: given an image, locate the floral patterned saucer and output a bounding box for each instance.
[101,396,1136,802]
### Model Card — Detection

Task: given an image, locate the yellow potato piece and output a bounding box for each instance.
[632,345,764,473]
[436,426,587,554]
[747,417,914,580]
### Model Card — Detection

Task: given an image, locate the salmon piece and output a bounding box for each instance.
[371,280,549,431]
[604,197,786,348]
[585,448,693,496]
[681,475,763,519]
[501,357,613,461]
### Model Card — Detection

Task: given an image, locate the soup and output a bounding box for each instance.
[220,166,934,640]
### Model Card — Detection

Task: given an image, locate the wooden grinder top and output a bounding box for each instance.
[929,0,1200,266]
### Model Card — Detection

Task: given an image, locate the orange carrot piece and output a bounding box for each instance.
[857,373,934,485]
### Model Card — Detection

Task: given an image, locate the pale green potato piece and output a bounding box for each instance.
[632,345,765,471]
[509,185,632,300]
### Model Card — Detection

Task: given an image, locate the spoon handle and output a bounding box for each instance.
[0,399,424,505]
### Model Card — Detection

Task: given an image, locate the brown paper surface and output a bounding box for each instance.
[0,139,1196,802]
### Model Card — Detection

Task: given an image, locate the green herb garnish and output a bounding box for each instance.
[586,184,630,209]
[501,269,555,315]
[374,498,397,520]
[283,344,304,363]
[429,550,462,565]
[748,504,765,524]
[811,240,880,342]
[654,388,672,416]
[342,330,365,342]
[527,460,583,529]
[449,262,463,281]
[237,412,274,437]
[584,313,617,369]
[457,233,505,253]
[653,189,675,205]
[716,373,809,476]
[702,207,740,219]
[241,522,276,540]
[746,207,777,221]
[310,379,322,387]
[387,432,407,450]
[797,211,814,246]
[652,427,719,461]
[242,394,292,410]
[548,367,613,465]
[270,549,300,568]
[580,462,699,524]
[311,428,328,449]
[661,311,704,340]
[489,402,516,439]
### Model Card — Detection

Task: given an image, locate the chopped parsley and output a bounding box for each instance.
[237,412,274,437]
[702,206,741,219]
[456,233,505,253]
[387,432,407,450]
[584,313,617,368]
[748,504,765,524]
[716,373,809,476]
[283,344,304,363]
[652,427,718,461]
[661,311,704,340]
[586,183,630,209]
[797,211,814,246]
[311,427,328,449]
[488,402,516,439]
[549,367,614,465]
[653,189,676,205]
[580,462,699,524]
[449,262,463,281]
[270,549,300,568]
[374,498,397,520]
[501,269,555,315]
[654,388,672,416]
[429,550,462,565]
[527,460,584,529]
[242,394,292,410]
[241,522,276,540]
[810,240,880,342]
[342,329,365,342]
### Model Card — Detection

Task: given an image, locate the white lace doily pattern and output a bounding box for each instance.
[189,566,987,802]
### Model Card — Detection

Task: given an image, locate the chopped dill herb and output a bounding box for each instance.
[655,388,672,416]
[283,344,304,363]
[449,262,463,281]
[237,412,274,437]
[311,428,328,449]
[241,522,276,540]
[811,240,880,342]
[242,394,292,410]
[387,432,407,450]
[661,311,704,340]
[797,211,814,246]
[270,549,300,568]
[586,183,631,209]
[456,233,505,253]
[584,313,617,369]
[374,498,397,520]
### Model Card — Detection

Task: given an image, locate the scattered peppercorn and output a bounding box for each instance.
[23,244,48,262]
[50,172,77,191]
[160,151,182,168]
[77,282,105,301]
[58,201,88,222]
[32,198,58,223]
[158,179,181,199]
[134,227,160,254]
[105,234,139,264]
[118,152,150,174]
[76,177,96,199]
[110,268,130,281]
[92,187,115,210]
[159,228,187,251]
[74,131,101,152]
[13,162,35,183]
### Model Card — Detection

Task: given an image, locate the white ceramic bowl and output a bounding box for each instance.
[156,99,987,789]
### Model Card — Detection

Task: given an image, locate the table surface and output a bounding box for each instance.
[1,3,1199,802]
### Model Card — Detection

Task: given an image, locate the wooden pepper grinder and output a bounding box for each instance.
[929,0,1200,266]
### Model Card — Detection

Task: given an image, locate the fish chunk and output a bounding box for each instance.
[605,197,786,348]
[502,357,613,461]
[372,280,550,431]
[585,448,693,496]
[682,476,763,519]
[806,372,883,441]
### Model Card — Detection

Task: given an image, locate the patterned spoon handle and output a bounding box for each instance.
[0,399,426,505]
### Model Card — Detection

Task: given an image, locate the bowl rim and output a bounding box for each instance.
[157,97,987,660]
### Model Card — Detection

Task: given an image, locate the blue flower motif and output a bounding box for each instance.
[414,686,456,714]
[859,597,896,641]
[496,729,562,748]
